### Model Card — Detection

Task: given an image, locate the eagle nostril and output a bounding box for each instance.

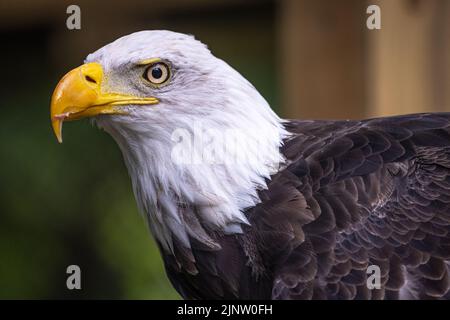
[85,75,97,84]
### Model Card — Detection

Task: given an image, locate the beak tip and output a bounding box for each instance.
[51,117,64,144]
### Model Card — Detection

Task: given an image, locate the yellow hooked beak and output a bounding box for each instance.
[50,62,159,143]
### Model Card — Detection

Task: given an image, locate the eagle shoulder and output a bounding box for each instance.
[253,113,450,299]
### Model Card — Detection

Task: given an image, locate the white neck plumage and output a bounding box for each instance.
[96,66,287,253]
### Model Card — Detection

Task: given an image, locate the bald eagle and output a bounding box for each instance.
[51,30,450,300]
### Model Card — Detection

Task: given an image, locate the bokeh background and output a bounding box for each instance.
[0,0,449,299]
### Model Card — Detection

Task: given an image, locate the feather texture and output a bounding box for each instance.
[163,113,450,300]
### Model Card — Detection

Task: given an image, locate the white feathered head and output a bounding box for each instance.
[50,30,286,251]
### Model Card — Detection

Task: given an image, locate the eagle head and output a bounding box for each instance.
[50,30,286,252]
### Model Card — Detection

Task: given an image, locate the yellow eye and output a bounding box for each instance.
[144,62,170,85]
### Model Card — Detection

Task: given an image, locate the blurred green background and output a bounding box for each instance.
[1,0,450,299]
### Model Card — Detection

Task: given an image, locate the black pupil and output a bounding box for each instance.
[151,66,163,79]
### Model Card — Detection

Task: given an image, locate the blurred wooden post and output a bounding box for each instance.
[279,0,450,120]
[367,0,450,117]
[278,0,366,120]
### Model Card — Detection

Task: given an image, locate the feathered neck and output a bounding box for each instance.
[95,67,287,253]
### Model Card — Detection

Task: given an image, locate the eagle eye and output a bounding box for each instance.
[143,62,170,85]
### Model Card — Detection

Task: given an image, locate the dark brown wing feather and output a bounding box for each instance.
[161,113,450,300]
[264,113,450,299]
